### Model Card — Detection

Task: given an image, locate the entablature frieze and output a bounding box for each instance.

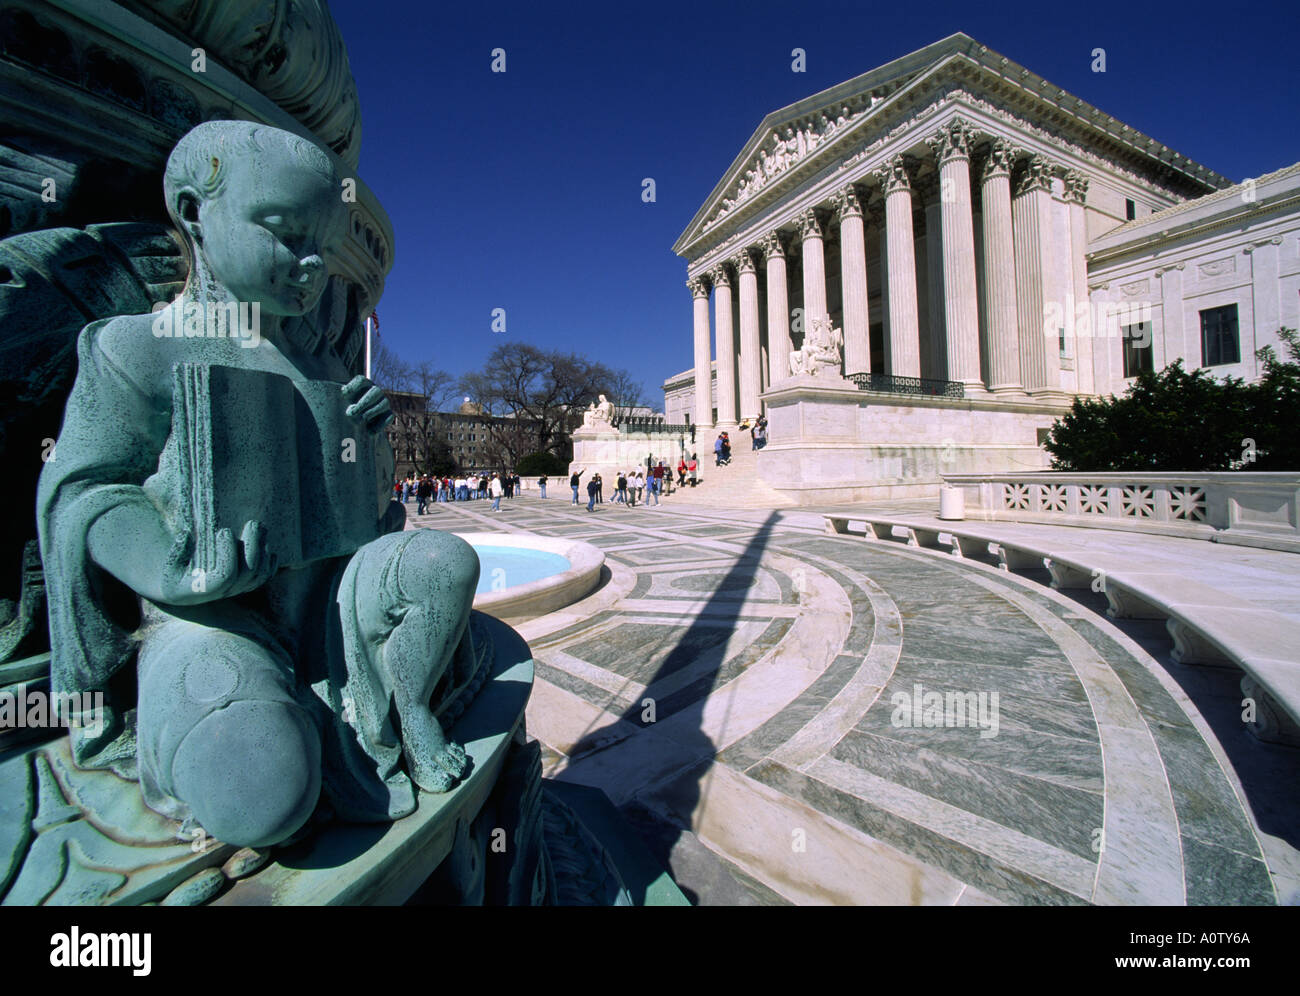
[685,81,1207,264]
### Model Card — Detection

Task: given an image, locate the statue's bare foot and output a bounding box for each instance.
[407,738,470,793]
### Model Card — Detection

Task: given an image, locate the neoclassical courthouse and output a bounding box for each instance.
[662,33,1300,502]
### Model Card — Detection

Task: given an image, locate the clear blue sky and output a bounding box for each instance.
[330,0,1298,407]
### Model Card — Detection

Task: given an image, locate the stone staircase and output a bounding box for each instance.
[665,439,796,509]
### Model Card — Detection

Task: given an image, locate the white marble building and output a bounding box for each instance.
[662,33,1298,500]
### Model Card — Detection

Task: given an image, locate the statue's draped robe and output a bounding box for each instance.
[37,319,423,825]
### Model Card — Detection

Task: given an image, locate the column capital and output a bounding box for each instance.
[709,264,731,288]
[1014,154,1055,196]
[835,184,864,220]
[1062,170,1090,205]
[872,154,913,194]
[980,137,1018,181]
[760,231,786,260]
[926,116,977,165]
[797,208,823,241]
[687,276,710,299]
[733,250,757,275]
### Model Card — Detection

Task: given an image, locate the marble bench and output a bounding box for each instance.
[823,513,1300,747]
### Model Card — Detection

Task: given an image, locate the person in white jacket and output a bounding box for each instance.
[489,472,504,512]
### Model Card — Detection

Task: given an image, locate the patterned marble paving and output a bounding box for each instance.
[412,496,1290,905]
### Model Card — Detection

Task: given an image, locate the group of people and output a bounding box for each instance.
[393,472,524,514]
[569,457,701,512]
[715,415,768,466]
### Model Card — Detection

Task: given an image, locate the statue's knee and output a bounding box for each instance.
[137,622,322,847]
[172,699,321,848]
[395,529,479,603]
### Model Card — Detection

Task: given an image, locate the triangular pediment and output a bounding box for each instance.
[673,32,1229,259]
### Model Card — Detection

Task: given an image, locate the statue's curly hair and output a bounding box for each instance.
[163,120,337,229]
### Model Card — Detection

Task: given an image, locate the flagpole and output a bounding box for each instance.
[364,315,373,379]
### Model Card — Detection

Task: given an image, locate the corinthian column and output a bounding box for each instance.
[799,208,828,328]
[736,251,762,420]
[837,185,870,375]
[762,232,792,381]
[979,138,1022,393]
[689,277,714,428]
[928,119,982,390]
[711,264,737,426]
[1063,170,1093,394]
[1012,154,1060,394]
[873,155,920,378]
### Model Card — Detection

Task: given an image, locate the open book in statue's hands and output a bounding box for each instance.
[169,363,389,576]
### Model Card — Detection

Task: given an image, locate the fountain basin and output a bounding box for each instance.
[459,532,606,622]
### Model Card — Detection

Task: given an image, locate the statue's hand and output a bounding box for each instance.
[161,521,278,604]
[342,376,394,433]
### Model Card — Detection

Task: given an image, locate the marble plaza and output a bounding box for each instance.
[410,493,1300,905]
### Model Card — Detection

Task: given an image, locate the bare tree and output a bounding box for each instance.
[460,343,615,457]
[368,329,412,392]
[605,368,647,423]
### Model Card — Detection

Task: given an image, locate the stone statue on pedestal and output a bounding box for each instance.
[582,393,615,428]
[789,314,845,377]
[35,121,479,850]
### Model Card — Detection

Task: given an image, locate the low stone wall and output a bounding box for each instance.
[569,427,701,486]
[944,472,1300,552]
[756,375,1063,504]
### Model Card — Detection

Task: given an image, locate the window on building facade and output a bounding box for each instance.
[1121,321,1153,378]
[1125,199,1136,221]
[1058,327,1067,358]
[1199,304,1240,366]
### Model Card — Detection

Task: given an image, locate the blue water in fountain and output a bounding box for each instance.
[472,545,571,594]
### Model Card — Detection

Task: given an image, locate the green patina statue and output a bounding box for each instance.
[36,120,479,849]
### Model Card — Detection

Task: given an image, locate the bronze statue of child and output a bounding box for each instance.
[38,121,478,849]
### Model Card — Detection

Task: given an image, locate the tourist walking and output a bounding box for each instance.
[632,470,644,505]
[586,476,599,512]
[593,473,604,503]
[677,457,687,488]
[688,454,698,486]
[645,468,660,506]
[503,474,513,499]
[490,472,503,512]
[615,472,628,505]
[416,475,432,515]
[714,435,723,467]
[538,475,548,499]
[571,468,585,504]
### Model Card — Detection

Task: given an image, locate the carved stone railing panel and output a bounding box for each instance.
[945,473,1300,552]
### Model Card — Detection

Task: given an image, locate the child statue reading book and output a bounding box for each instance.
[37,121,479,849]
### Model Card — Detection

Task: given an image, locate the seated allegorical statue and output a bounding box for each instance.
[788,314,845,377]
[37,120,480,850]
